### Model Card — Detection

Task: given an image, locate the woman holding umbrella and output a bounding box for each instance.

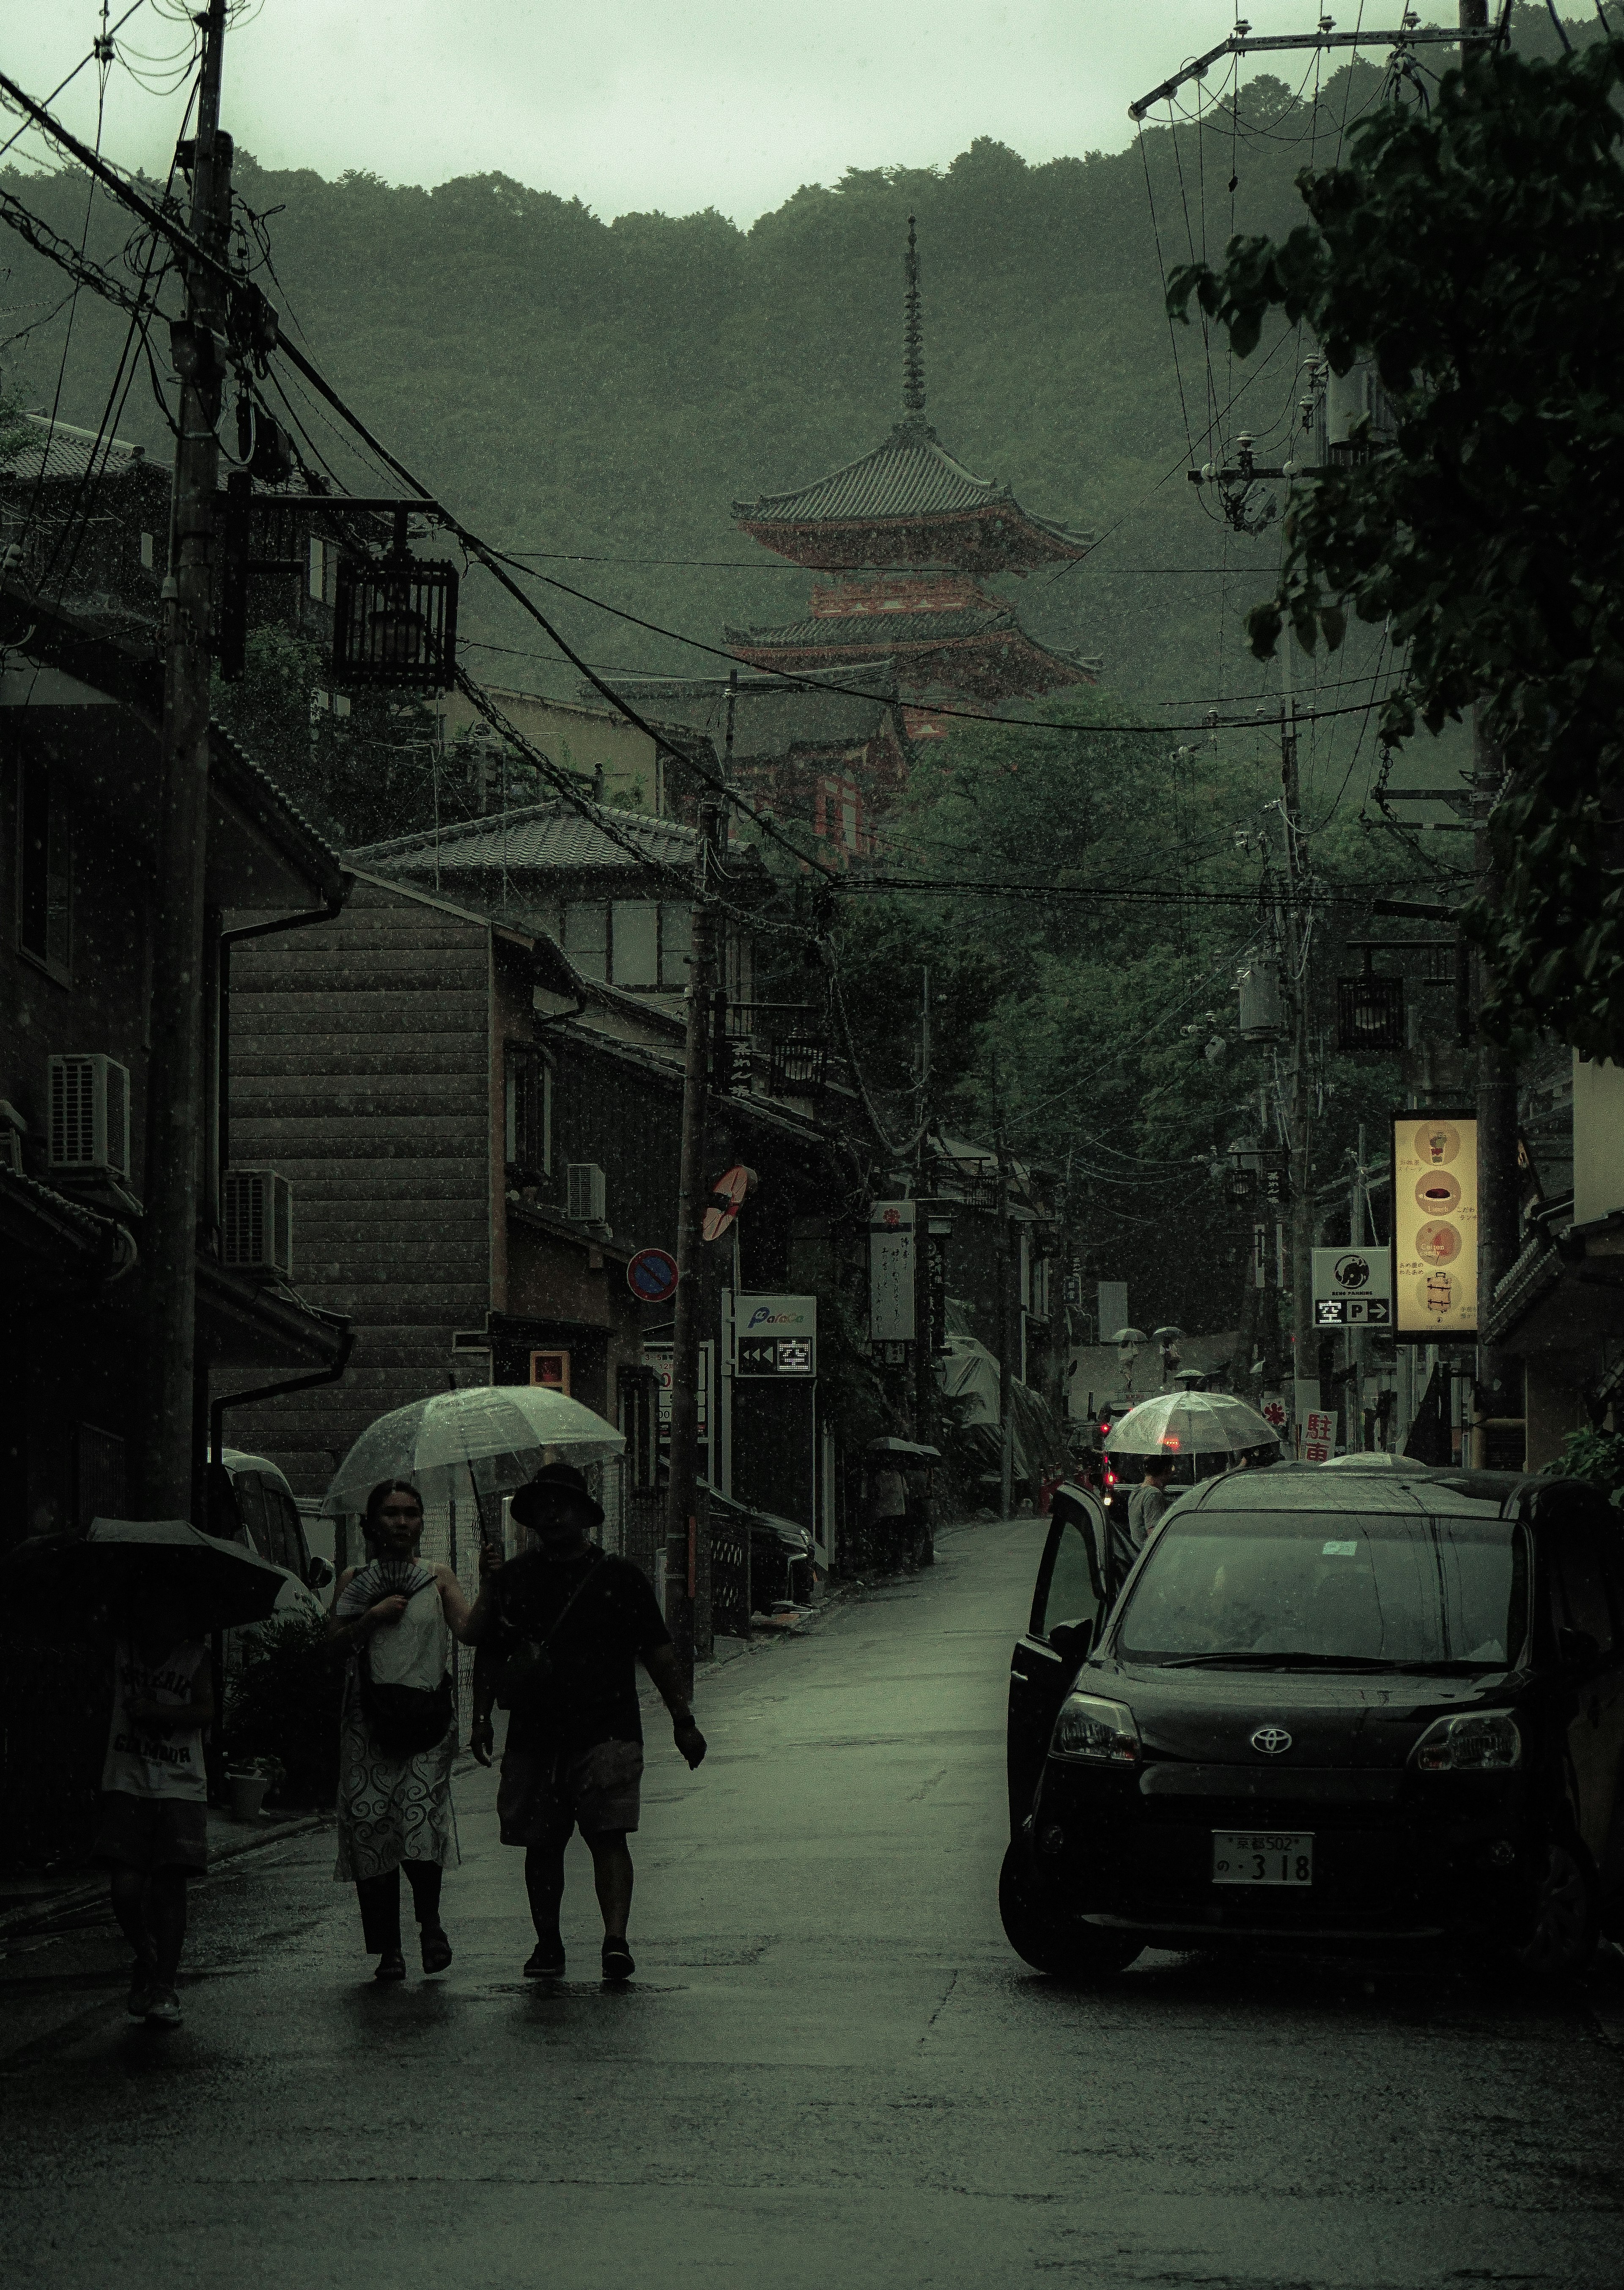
[327,1480,476,1982]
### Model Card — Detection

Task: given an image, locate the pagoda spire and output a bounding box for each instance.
[902,216,926,422]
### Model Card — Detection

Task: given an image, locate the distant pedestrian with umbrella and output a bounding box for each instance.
[6,1515,294,2029]
[328,1479,476,1983]
[94,1580,214,2028]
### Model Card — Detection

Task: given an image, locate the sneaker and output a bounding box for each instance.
[523,1938,565,1979]
[374,1951,408,1984]
[601,1936,635,1982]
[145,1988,183,2027]
[420,1925,453,1976]
[126,1961,157,2019]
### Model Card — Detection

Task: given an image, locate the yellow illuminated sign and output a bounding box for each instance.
[1391,1111,1478,1338]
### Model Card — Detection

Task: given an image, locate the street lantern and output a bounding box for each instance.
[332,530,459,693]
[1336,968,1405,1055]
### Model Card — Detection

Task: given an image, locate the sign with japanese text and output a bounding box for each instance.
[733,1293,817,1378]
[868,1201,916,1343]
[1312,1247,1392,1326]
[1301,1409,1337,1464]
[1391,1110,1479,1339]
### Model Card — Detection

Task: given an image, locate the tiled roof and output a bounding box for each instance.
[350,797,699,878]
[0,412,159,488]
[732,417,1091,552]
[729,606,1018,649]
[208,721,345,901]
[601,670,902,761]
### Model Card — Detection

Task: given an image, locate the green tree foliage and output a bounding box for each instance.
[1168,36,1624,1058]
[211,626,540,848]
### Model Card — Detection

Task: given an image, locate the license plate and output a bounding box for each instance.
[1212,1830,1314,1886]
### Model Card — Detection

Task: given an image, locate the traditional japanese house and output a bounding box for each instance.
[727,223,1100,716]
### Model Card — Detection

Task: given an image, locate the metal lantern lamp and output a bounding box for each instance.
[1336,956,1405,1055]
[332,508,459,693]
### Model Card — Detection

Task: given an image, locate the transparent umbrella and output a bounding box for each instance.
[1103,1390,1281,1458]
[323,1386,624,1517]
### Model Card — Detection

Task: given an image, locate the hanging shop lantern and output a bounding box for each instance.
[1336,970,1405,1055]
[332,534,459,693]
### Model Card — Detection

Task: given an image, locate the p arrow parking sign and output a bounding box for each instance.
[1312,1247,1393,1327]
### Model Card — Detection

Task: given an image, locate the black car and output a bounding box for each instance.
[1001,1466,1624,1980]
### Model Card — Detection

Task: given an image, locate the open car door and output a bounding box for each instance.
[1007,1483,1108,1829]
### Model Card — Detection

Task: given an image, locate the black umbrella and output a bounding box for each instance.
[9,1518,291,1632]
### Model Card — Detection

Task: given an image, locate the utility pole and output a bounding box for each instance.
[993,1064,1015,1518]
[134,0,230,1518]
[912,967,934,1446]
[1348,1124,1369,1452]
[1277,678,1317,1446]
[1456,0,1519,1464]
[665,791,725,1691]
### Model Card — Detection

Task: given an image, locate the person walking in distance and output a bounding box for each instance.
[328,1480,475,1984]
[93,1582,214,2027]
[467,1463,705,1982]
[1127,1456,1176,1558]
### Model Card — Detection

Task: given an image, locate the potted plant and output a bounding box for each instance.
[225,1753,285,1823]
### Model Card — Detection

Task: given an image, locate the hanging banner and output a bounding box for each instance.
[1251,1223,1268,1291]
[868,1201,916,1343]
[1391,1109,1479,1339]
[1312,1247,1392,1326]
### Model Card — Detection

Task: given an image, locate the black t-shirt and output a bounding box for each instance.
[489,1550,671,1755]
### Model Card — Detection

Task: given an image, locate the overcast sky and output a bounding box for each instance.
[10,2,1462,226]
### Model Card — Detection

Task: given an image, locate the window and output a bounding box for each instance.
[18,753,71,977]
[505,1046,550,1176]
[562,902,608,981]
[661,904,691,976]
[1117,1510,1527,1669]
[611,901,660,988]
[1550,1528,1616,1657]
[1033,1511,1103,1637]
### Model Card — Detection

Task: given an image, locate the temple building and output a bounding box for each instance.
[726,222,1100,710]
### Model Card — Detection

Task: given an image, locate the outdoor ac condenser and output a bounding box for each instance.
[566,1162,607,1225]
[222,1167,294,1278]
[48,1054,131,1179]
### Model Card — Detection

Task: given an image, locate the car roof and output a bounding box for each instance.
[1174,1465,1504,1519]
[221,1449,297,1498]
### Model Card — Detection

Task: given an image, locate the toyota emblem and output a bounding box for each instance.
[1250,1726,1293,1756]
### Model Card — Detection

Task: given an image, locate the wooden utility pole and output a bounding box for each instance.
[993,1075,1015,1518]
[1456,0,1519,1463]
[134,0,230,1518]
[1278,691,1317,1443]
[664,793,724,1691]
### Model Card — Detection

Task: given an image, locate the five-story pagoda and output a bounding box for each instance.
[727,222,1099,707]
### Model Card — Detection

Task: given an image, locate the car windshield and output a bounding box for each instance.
[1116,1509,1527,1671]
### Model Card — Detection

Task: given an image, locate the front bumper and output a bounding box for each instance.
[1026,1757,1536,1948]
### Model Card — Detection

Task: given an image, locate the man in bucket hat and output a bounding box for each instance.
[466,1462,705,1980]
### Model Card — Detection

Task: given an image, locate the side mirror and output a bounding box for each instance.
[306,1554,335,1591]
[1558,1624,1600,1671]
[1049,1618,1094,1668]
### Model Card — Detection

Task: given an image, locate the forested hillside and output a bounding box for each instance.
[0,7,1590,1330]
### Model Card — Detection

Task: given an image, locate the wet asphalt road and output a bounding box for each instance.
[4,1517,1624,2290]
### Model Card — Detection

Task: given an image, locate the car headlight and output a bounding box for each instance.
[1409,1711,1521,1772]
[1051,1691,1139,1766]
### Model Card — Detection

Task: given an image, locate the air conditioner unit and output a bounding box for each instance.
[222,1167,294,1277]
[49,1054,130,1179]
[566,1162,607,1225]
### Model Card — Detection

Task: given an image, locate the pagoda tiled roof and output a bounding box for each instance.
[728,605,1021,650]
[732,417,1091,553]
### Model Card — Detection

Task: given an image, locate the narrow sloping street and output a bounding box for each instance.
[5,1520,1624,2290]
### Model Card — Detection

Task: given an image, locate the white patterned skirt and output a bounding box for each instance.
[332,1667,460,1884]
